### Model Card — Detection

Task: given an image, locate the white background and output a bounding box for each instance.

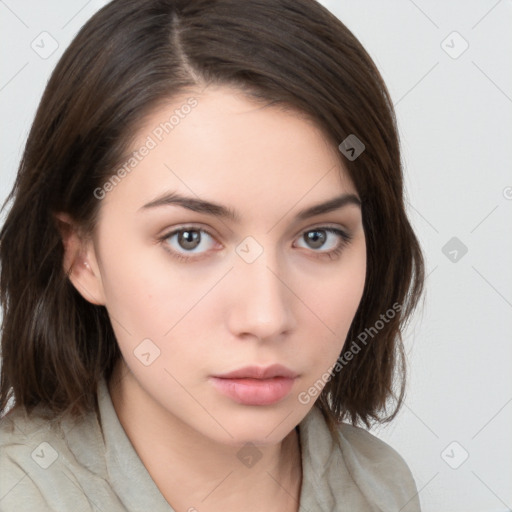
[1,1,511,511]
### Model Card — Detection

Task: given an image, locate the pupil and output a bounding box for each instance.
[306,230,325,249]
[179,230,200,250]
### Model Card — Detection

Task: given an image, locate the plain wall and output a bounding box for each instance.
[1,1,511,511]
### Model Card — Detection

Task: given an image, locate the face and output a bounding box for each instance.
[72,86,366,446]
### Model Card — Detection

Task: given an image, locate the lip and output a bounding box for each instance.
[213,364,298,380]
[210,364,298,405]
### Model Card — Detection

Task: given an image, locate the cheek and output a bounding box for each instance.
[95,229,179,336]
[97,236,224,358]
[305,245,366,365]
[304,241,366,324]
[100,262,194,338]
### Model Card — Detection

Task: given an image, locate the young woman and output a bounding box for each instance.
[0,1,424,511]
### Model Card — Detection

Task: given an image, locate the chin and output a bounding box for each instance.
[200,403,307,447]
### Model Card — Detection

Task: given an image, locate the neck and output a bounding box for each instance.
[107,361,303,512]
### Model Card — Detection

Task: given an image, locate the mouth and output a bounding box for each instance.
[210,364,298,406]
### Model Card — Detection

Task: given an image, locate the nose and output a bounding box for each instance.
[226,249,296,342]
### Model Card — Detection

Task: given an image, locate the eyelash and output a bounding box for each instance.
[159,225,353,263]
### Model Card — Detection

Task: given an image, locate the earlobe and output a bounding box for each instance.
[54,212,106,306]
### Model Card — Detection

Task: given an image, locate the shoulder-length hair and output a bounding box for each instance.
[0,0,424,429]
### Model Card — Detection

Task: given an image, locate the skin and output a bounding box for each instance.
[61,86,367,512]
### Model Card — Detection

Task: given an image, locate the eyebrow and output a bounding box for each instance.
[140,191,361,222]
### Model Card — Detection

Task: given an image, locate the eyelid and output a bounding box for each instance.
[295,221,351,236]
[159,222,218,240]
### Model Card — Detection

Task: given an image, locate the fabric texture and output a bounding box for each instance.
[0,378,421,511]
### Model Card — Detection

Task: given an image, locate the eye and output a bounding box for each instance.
[161,226,218,261]
[294,227,352,260]
[159,225,352,263]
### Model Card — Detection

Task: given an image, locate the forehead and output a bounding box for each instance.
[100,86,357,221]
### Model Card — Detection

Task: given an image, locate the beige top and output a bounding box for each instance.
[0,378,421,511]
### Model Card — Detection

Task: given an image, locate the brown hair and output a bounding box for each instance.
[0,0,424,430]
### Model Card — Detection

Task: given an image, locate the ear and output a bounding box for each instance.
[54,213,106,306]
